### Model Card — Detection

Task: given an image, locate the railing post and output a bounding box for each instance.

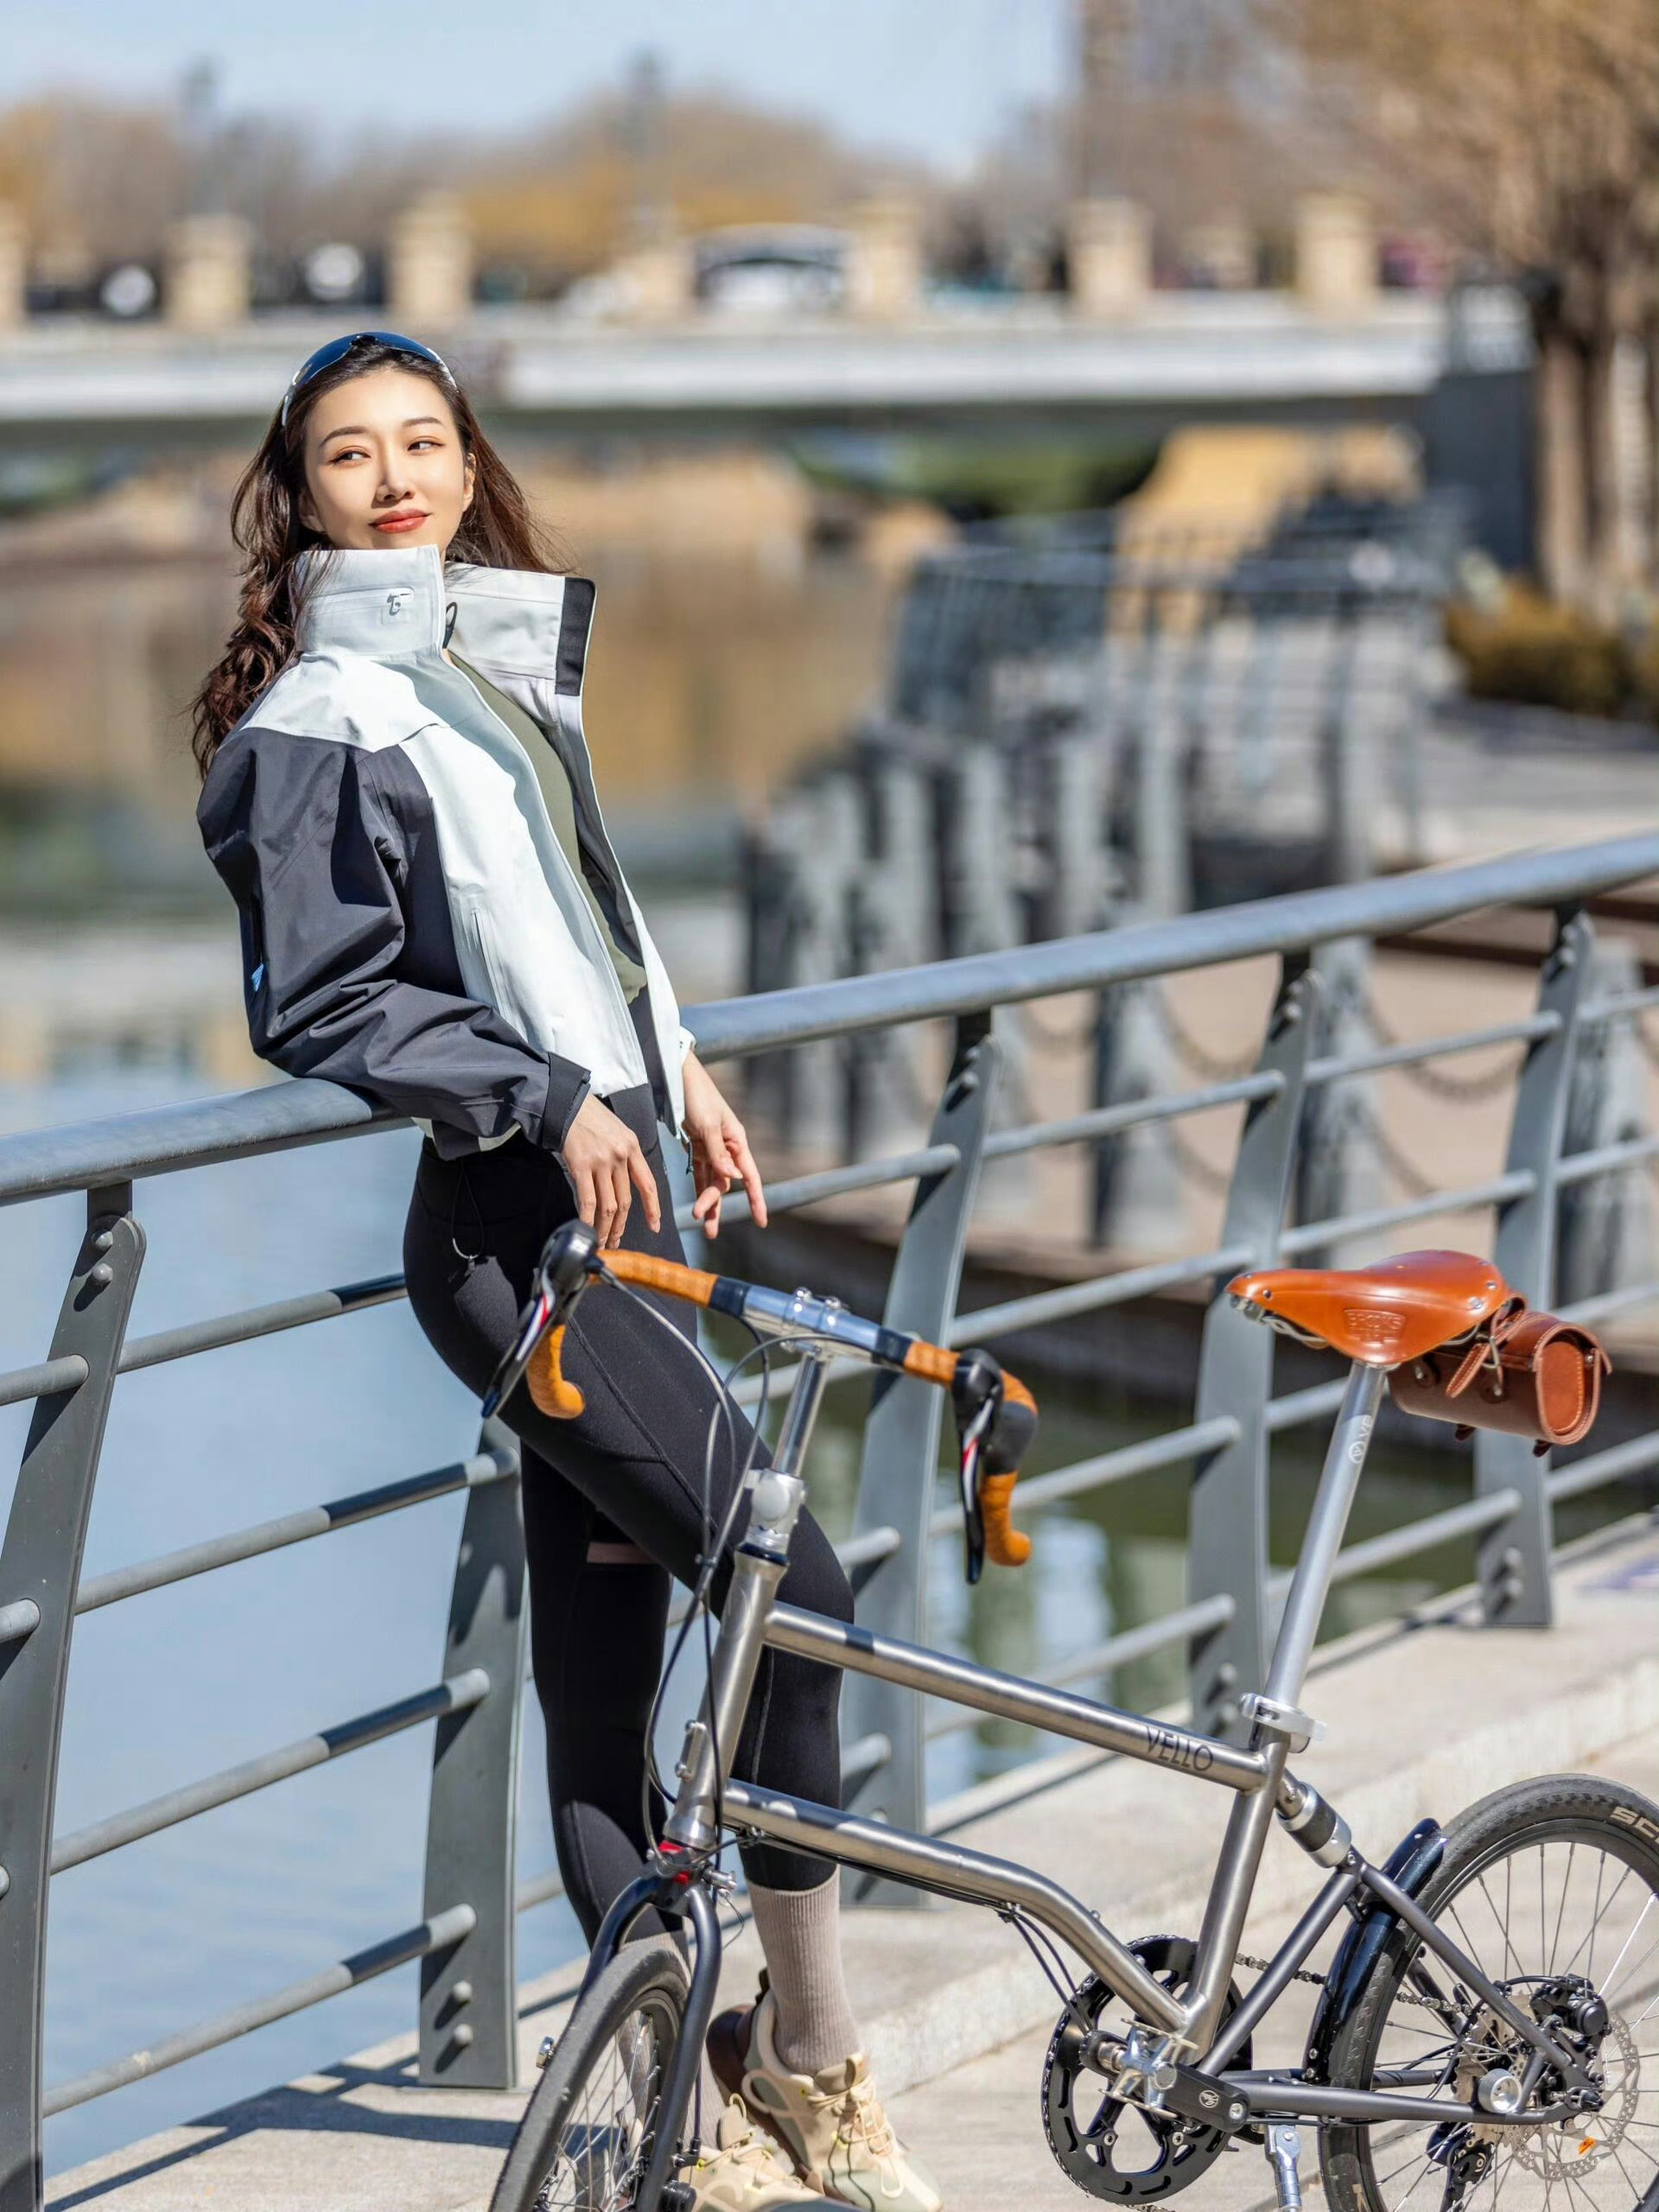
[0,1186,143,2212]
[1188,961,1316,1739]
[417,1415,527,2087]
[1476,908,1592,1627]
[842,1014,998,1898]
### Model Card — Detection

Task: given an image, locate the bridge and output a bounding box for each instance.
[2,836,1655,2209]
[0,290,1528,456]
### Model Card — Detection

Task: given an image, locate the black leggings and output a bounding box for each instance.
[401,1089,853,1942]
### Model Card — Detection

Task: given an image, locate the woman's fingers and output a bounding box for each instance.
[724,1117,768,1229]
[571,1163,597,1230]
[627,1140,662,1234]
[691,1178,721,1240]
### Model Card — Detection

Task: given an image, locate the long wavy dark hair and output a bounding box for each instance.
[191,339,562,777]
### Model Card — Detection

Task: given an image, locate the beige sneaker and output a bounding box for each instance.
[709,1989,944,2212]
[677,2094,834,2211]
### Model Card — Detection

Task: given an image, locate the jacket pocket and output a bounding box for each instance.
[458,894,516,1024]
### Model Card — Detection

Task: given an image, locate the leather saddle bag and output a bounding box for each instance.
[1387,1298,1611,1453]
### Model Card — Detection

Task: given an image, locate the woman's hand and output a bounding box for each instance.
[682,1051,768,1241]
[560,1094,661,1249]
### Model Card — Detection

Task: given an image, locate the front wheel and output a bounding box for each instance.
[1322,1774,1659,2212]
[491,1937,690,2212]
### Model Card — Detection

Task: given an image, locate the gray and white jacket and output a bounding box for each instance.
[198,543,695,1161]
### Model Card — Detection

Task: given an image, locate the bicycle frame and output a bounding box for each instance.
[594,1345,1592,2183]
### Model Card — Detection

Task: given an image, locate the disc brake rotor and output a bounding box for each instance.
[1040,1936,1251,2202]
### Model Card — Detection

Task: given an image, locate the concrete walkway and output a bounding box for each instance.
[48,1514,1659,2212]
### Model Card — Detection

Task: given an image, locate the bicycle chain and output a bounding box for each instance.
[1235,1953,1451,2012]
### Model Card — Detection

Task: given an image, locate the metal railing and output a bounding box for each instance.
[1,833,1656,2202]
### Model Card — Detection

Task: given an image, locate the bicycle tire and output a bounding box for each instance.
[490,1937,690,2212]
[1321,1772,1659,2212]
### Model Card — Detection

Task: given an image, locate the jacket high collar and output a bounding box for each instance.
[294,545,594,695]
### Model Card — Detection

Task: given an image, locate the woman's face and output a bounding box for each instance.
[298,366,475,555]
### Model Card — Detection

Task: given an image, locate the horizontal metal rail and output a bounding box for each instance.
[677,1141,962,1231]
[1306,1014,1559,1089]
[1555,1134,1659,1187]
[927,1417,1242,1537]
[947,1244,1252,1345]
[3,836,1652,1205]
[1548,1433,1659,1505]
[50,1670,490,1873]
[1582,984,1659,1024]
[118,1274,407,1376]
[1557,1281,1659,1327]
[1281,1171,1535,1255]
[925,1594,1236,1742]
[74,1448,518,1615]
[1319,1491,1522,1590]
[0,1352,90,1410]
[1267,1379,1350,1433]
[981,1074,1283,1160]
[0,1599,41,1646]
[42,1904,477,2116]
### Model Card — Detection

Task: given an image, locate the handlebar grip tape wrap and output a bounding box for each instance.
[528,1325,585,1421]
[601,1251,721,1305]
[981,1373,1037,1567]
[908,1346,1037,1568]
[528,1251,720,1421]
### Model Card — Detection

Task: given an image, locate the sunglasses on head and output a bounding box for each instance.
[279,330,456,427]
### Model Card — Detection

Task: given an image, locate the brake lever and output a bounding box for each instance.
[480,1221,601,1418]
[957,1395,995,1586]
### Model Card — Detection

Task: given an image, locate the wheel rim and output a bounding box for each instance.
[1355,1826,1659,2212]
[534,1991,677,2212]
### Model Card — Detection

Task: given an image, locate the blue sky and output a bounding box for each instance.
[1,0,1071,173]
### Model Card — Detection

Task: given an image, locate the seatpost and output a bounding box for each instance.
[1262,1361,1386,1709]
[661,1346,829,1859]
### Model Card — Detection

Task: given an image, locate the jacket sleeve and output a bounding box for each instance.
[200,734,591,1158]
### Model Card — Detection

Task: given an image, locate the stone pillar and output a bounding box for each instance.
[617,232,695,322]
[845,199,922,321]
[1294,192,1376,315]
[164,213,251,333]
[387,194,473,328]
[0,205,24,332]
[1067,198,1151,319]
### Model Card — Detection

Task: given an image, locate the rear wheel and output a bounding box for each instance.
[1321,1776,1659,2212]
[490,1937,690,2212]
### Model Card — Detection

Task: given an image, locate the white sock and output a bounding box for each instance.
[746,1873,862,2075]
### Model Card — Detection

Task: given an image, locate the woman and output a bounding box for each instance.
[192,332,940,2212]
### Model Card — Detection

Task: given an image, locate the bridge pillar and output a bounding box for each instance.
[0,206,23,332]
[618,229,695,323]
[846,198,923,321]
[1294,192,1376,316]
[388,193,474,328]
[1067,198,1151,320]
[163,214,251,333]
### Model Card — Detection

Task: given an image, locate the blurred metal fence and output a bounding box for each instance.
[0,835,1656,2202]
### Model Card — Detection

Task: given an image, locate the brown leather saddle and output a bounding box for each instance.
[1227,1248,1611,1452]
[1228,1249,1510,1366]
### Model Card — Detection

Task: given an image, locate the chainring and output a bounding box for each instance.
[1040,1936,1253,2202]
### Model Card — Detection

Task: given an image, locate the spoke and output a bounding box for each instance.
[1602,1910,1659,2002]
[1550,1842,1576,1975]
[1476,1868,1523,1982]
[1449,1899,1492,1983]
[1392,2151,1438,2212]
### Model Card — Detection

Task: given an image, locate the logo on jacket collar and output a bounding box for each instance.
[385,588,412,620]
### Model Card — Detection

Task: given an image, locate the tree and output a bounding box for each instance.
[1274,0,1659,610]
